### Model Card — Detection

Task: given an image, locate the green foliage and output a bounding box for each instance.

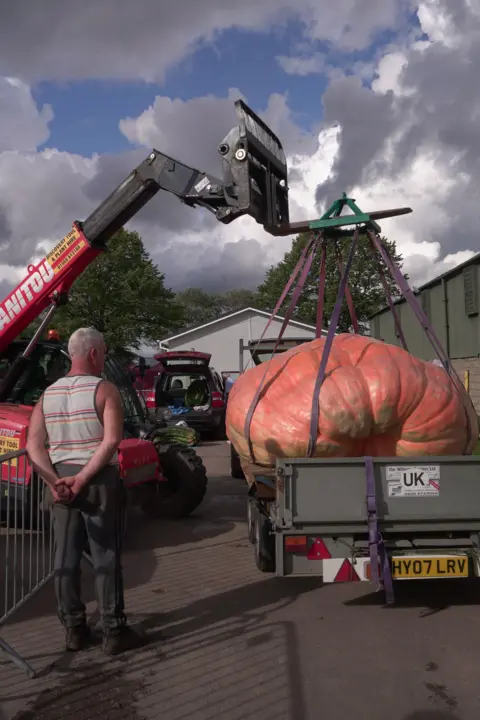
[257,233,405,332]
[175,287,260,331]
[17,226,406,356]
[21,229,184,354]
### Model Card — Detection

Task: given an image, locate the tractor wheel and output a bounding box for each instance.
[230,443,244,479]
[142,446,208,520]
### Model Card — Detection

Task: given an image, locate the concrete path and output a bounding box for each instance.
[1,441,479,719]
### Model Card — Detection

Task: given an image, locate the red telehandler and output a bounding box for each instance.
[0,100,295,520]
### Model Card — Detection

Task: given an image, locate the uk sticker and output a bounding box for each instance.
[387,465,440,497]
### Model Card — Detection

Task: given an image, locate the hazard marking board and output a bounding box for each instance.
[387,465,440,497]
[334,559,360,582]
[322,557,373,583]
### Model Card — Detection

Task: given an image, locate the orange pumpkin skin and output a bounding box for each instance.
[226,334,479,467]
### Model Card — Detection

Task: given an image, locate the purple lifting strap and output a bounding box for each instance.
[307,229,359,458]
[368,230,473,450]
[369,231,451,370]
[315,241,327,339]
[364,456,394,604]
[335,246,360,334]
[244,234,321,462]
[247,234,318,365]
[369,236,408,351]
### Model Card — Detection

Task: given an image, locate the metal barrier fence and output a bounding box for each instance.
[0,448,54,679]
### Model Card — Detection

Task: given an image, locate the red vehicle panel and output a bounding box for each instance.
[0,405,32,487]
[118,438,164,487]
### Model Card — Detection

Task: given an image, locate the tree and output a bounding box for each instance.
[21,229,184,357]
[176,287,260,330]
[257,233,405,333]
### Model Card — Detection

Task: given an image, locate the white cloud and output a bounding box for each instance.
[0,0,413,83]
[345,147,476,286]
[0,148,98,266]
[0,77,53,152]
[276,53,326,76]
[1,0,480,306]
[313,0,480,286]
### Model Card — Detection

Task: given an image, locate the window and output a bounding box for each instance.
[0,343,70,405]
[103,356,145,423]
[421,290,430,318]
[158,373,209,392]
[463,266,478,316]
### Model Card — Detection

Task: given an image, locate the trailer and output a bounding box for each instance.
[248,456,480,594]
[227,193,480,604]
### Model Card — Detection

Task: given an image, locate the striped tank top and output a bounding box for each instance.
[42,375,119,466]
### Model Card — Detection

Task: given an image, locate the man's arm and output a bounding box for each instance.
[73,382,124,489]
[26,398,59,488]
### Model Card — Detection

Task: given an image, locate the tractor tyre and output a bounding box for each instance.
[142,446,208,520]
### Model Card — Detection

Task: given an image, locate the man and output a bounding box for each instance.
[27,327,135,655]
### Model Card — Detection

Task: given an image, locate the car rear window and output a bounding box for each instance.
[157,372,209,392]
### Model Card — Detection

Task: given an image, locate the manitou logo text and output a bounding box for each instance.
[0,261,54,331]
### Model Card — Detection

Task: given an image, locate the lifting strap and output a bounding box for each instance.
[367,233,408,351]
[315,240,327,339]
[365,456,394,604]
[368,230,473,452]
[334,242,360,334]
[244,233,322,463]
[244,234,317,372]
[307,228,360,457]
[369,231,451,370]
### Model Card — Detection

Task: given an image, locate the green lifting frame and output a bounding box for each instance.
[269,192,412,237]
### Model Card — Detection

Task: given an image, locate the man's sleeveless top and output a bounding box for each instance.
[42,375,119,466]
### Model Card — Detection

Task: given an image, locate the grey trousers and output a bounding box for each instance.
[46,463,127,632]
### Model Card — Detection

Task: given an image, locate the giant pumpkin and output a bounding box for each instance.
[226,334,478,466]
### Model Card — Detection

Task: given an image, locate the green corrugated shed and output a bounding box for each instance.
[370,254,480,360]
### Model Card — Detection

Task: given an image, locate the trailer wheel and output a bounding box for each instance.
[212,419,226,441]
[230,443,244,479]
[247,497,256,544]
[254,510,275,573]
[142,446,208,520]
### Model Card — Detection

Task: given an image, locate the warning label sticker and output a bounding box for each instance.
[387,465,440,497]
[0,436,20,466]
[46,226,81,266]
[52,239,87,274]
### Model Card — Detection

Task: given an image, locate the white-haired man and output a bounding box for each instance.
[27,327,136,655]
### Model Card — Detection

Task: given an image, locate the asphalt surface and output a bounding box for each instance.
[1,441,480,720]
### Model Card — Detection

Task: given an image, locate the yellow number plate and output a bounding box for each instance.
[391,555,468,579]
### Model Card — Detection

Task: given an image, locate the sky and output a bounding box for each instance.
[1,0,479,305]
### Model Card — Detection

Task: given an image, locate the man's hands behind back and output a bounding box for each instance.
[52,479,74,503]
[54,475,87,504]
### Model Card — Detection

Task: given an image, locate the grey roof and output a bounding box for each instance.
[161,306,319,343]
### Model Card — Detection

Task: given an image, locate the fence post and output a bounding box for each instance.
[0,448,54,678]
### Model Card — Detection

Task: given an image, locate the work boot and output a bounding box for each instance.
[102,625,143,656]
[65,624,91,652]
